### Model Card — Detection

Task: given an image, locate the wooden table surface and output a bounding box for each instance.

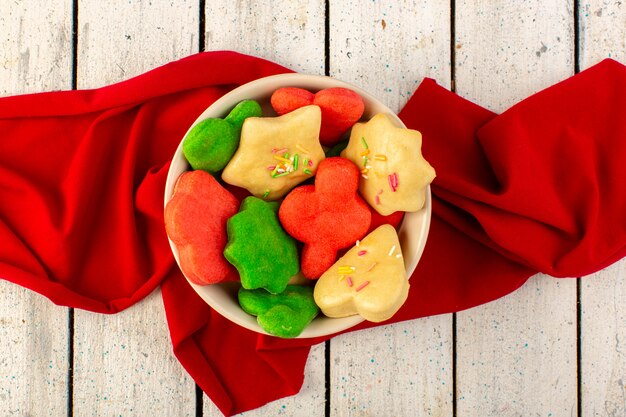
[1,1,625,416]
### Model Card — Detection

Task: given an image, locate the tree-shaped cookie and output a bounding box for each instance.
[224,196,299,294]
[278,157,371,279]
[313,224,409,322]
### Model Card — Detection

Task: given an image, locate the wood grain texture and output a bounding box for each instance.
[455,0,575,112]
[579,0,626,66]
[77,0,199,89]
[454,1,578,415]
[72,1,198,415]
[580,263,626,417]
[330,0,453,107]
[328,2,453,416]
[204,0,326,74]
[0,1,73,416]
[203,2,327,414]
[329,319,453,417]
[579,5,626,415]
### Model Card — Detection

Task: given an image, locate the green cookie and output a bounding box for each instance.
[238,285,319,338]
[325,139,348,157]
[224,196,299,294]
[183,99,262,174]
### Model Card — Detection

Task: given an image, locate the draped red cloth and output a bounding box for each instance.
[1,51,625,416]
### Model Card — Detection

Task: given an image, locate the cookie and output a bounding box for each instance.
[341,113,436,215]
[222,105,325,200]
[183,99,262,174]
[238,285,319,338]
[224,196,300,294]
[313,224,409,322]
[278,157,371,279]
[164,170,239,285]
[270,87,365,147]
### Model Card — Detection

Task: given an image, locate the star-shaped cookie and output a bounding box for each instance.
[341,113,436,215]
[222,105,326,200]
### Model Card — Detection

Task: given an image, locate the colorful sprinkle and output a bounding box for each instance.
[388,172,399,192]
[361,174,369,180]
[358,250,367,256]
[304,168,312,175]
[293,153,299,170]
[360,149,371,157]
[296,144,310,154]
[267,165,276,171]
[396,253,402,259]
[356,240,361,246]
[272,147,288,154]
[375,195,381,205]
[346,276,354,287]
[366,262,377,272]
[262,190,270,199]
[362,155,369,168]
[356,281,370,292]
[361,137,369,149]
[388,245,396,256]
[373,154,387,161]
[274,155,291,163]
[338,266,356,274]
[307,159,313,167]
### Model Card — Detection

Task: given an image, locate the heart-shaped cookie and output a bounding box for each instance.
[238,285,319,338]
[270,87,364,147]
[313,224,409,322]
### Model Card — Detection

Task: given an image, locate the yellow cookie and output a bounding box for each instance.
[342,113,436,215]
[313,224,409,322]
[222,105,325,200]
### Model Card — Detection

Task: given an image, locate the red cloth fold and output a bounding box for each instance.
[1,51,625,416]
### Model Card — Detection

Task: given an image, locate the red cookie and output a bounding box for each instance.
[165,170,239,285]
[270,87,365,147]
[279,157,371,279]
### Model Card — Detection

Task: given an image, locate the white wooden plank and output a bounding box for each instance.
[454,2,578,415]
[204,0,326,75]
[455,1,574,112]
[330,319,453,417]
[579,0,626,66]
[72,1,199,415]
[328,2,454,416]
[580,262,626,416]
[202,2,327,415]
[579,3,626,415]
[0,1,72,416]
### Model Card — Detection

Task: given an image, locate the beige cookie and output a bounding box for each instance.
[313,224,409,322]
[341,113,436,215]
[222,105,325,200]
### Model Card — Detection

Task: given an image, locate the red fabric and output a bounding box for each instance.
[1,51,625,416]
